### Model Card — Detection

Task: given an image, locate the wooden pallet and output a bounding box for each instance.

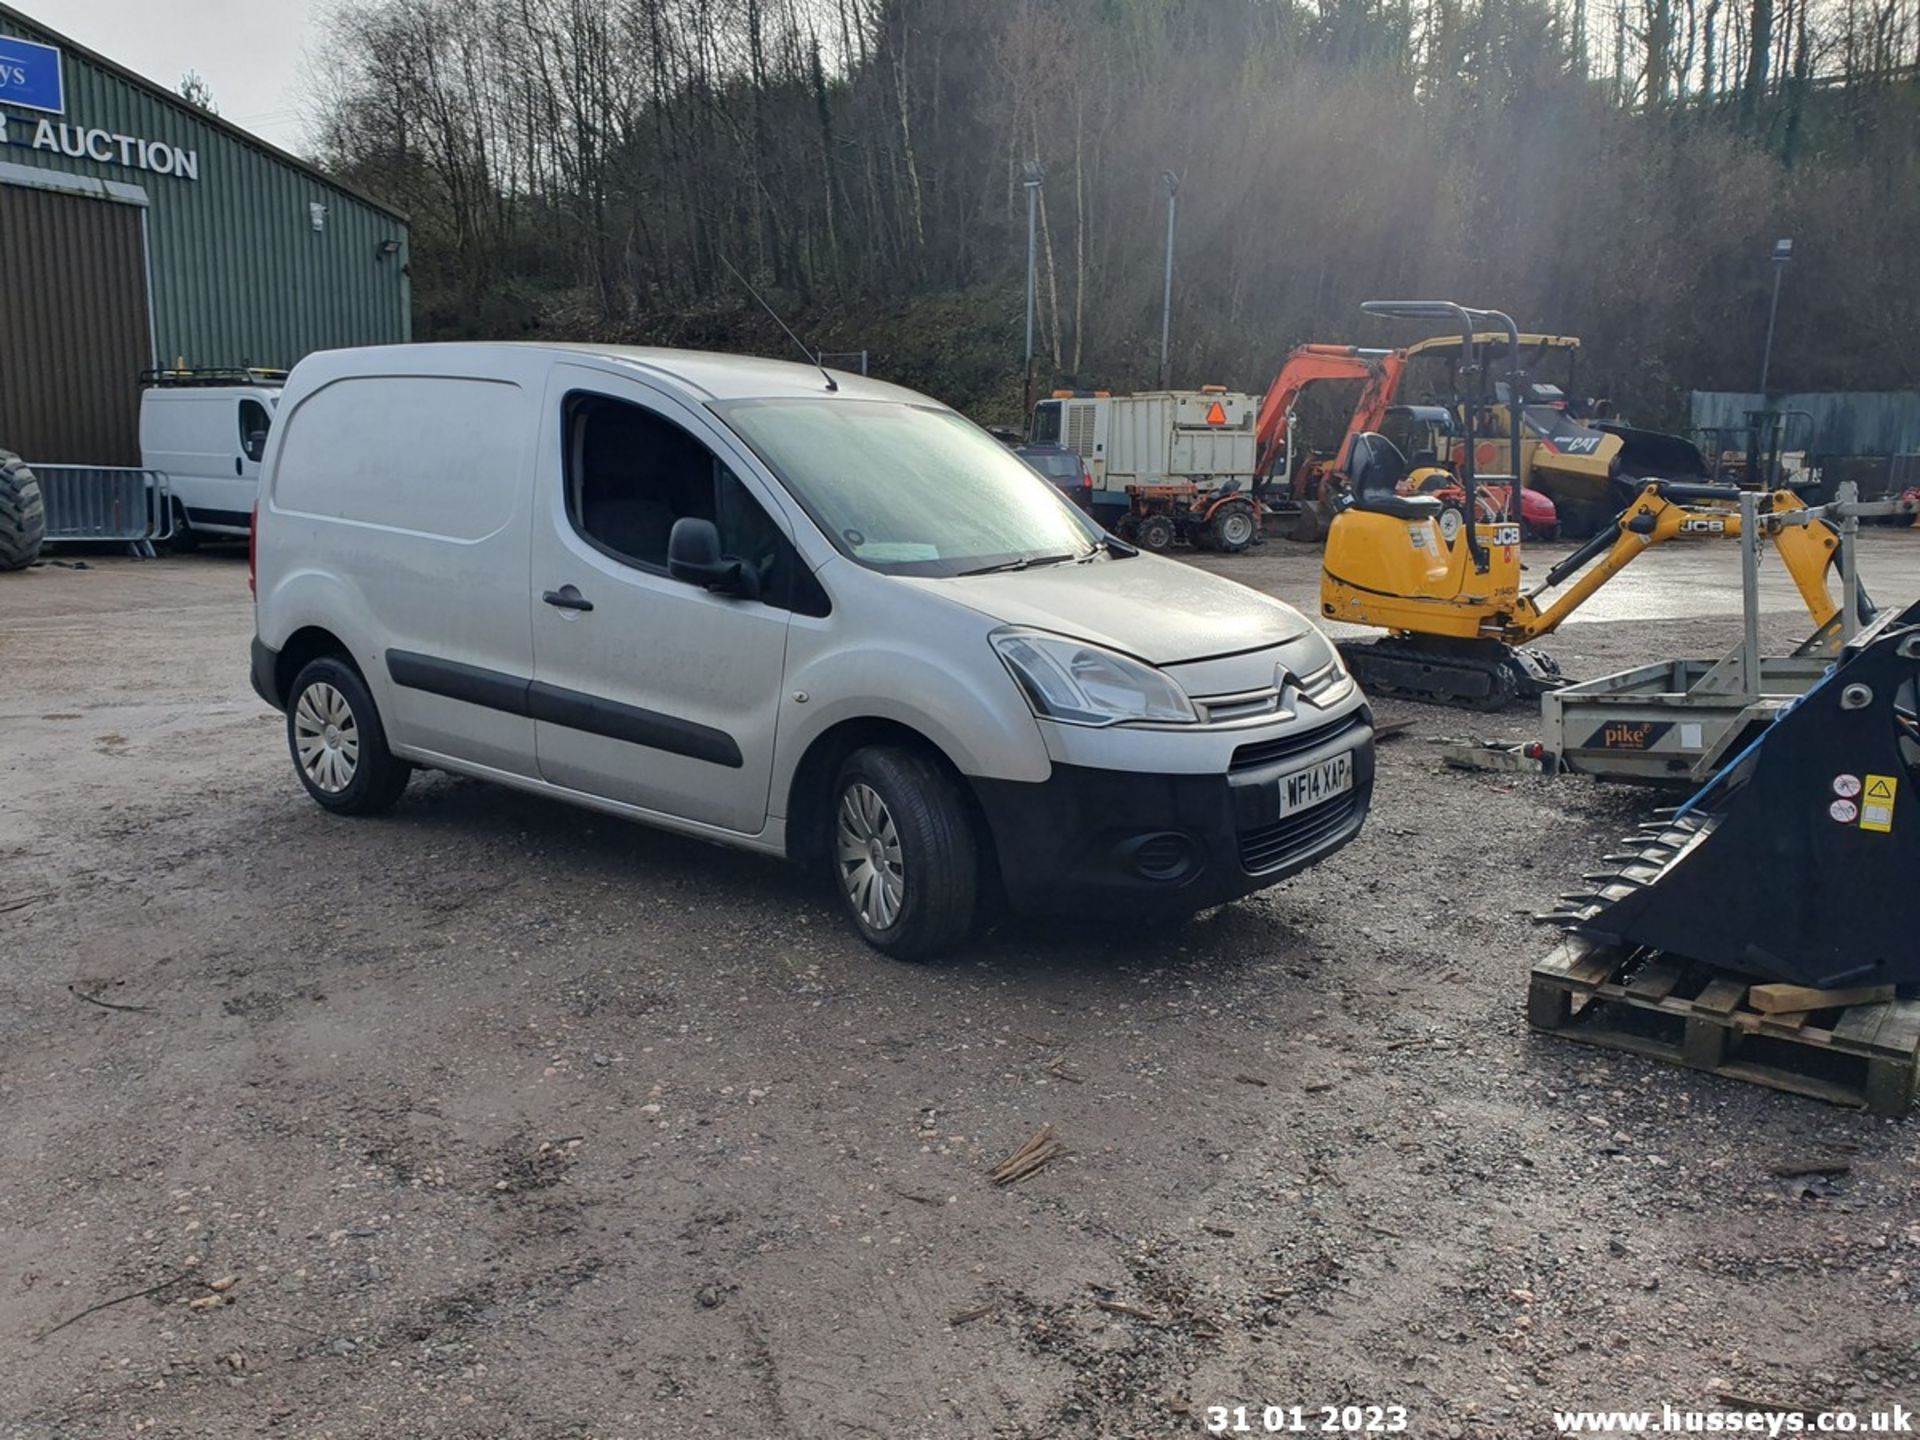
[1528,937,1920,1116]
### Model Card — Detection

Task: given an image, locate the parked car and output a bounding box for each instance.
[1013,443,1092,508]
[140,367,285,543]
[250,344,1375,958]
[1406,476,1561,542]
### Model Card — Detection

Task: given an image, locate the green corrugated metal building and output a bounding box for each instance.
[0,3,410,464]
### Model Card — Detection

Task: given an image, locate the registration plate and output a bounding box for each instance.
[1277,751,1353,817]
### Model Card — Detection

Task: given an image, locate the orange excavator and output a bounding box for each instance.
[1252,345,1404,541]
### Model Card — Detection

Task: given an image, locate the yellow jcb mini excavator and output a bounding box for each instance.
[1320,301,1858,710]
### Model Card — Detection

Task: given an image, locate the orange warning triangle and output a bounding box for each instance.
[1866,776,1896,799]
[1204,401,1226,426]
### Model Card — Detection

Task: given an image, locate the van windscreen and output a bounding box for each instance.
[716,399,1099,578]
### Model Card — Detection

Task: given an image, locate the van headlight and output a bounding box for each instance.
[1287,630,1352,703]
[991,628,1198,726]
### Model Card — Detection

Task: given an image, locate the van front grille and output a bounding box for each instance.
[1229,712,1366,773]
[1238,792,1361,874]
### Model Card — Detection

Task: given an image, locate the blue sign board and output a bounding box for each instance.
[0,35,64,116]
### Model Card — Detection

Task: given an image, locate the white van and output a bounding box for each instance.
[140,373,283,541]
[249,344,1374,958]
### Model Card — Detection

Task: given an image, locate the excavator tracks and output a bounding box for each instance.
[1336,637,1563,711]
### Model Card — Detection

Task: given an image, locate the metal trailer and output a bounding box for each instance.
[1541,484,1917,784]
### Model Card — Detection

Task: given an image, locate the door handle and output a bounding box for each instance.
[543,586,594,612]
[235,456,244,476]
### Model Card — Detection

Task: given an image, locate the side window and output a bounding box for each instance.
[564,393,824,616]
[239,399,271,463]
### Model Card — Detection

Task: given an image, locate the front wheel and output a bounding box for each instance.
[168,500,200,552]
[286,656,412,815]
[831,746,977,960]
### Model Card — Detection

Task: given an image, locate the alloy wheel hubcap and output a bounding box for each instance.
[294,681,359,794]
[836,782,904,930]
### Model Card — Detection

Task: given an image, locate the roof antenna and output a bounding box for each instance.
[719,254,838,393]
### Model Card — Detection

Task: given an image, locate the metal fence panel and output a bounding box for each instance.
[31,465,173,557]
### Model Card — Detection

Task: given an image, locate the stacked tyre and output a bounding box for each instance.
[0,451,46,571]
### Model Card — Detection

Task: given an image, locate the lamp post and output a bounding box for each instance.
[1758,236,1792,395]
[1022,162,1044,419]
[1158,170,1179,389]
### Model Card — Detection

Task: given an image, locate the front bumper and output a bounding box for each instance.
[971,707,1374,918]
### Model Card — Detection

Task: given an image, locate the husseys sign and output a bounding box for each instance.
[0,33,63,114]
[0,35,200,181]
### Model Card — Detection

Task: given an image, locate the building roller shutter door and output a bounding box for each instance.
[0,182,150,465]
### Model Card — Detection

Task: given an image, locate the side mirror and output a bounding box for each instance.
[668,517,756,599]
[245,430,268,463]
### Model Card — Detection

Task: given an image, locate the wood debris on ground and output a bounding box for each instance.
[989,1126,1063,1186]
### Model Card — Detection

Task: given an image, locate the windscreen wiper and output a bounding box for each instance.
[956,552,1080,577]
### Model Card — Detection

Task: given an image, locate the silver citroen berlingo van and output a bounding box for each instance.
[250,344,1373,958]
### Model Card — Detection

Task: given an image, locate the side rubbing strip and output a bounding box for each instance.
[387,650,531,715]
[528,682,743,769]
[385,650,744,769]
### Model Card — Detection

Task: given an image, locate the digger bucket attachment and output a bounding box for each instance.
[1549,601,1920,989]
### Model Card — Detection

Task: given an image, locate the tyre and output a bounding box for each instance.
[285,656,412,815]
[168,499,200,552]
[830,745,977,960]
[1209,501,1257,553]
[0,450,46,571]
[1137,514,1175,551]
[1554,499,1603,539]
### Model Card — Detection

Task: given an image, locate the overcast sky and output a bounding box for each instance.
[11,0,324,152]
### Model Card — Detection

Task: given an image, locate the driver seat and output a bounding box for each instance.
[1347,432,1443,520]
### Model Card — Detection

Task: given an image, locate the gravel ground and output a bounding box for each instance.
[1,537,1916,1439]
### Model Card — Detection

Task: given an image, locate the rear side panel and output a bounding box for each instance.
[260,369,540,777]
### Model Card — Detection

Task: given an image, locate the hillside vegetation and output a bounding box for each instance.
[312,0,1920,427]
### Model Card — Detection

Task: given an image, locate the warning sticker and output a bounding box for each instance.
[1831,799,1859,824]
[1860,773,1898,833]
[1833,773,1862,799]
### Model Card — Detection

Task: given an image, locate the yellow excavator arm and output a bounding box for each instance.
[1508,485,1841,642]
